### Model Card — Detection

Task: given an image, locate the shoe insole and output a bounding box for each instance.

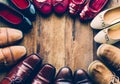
[0,8,22,24]
[108,23,120,39]
[12,0,29,9]
[104,7,120,24]
[89,0,107,11]
[72,0,84,4]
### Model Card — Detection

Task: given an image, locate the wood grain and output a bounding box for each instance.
[0,0,120,80]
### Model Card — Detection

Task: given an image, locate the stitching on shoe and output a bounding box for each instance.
[6,28,9,45]
[9,47,15,63]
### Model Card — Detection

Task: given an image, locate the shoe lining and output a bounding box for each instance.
[89,0,107,11]
[108,22,120,39]
[104,7,120,24]
[0,8,22,24]
[12,0,29,9]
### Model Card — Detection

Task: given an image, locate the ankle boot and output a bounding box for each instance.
[88,60,120,84]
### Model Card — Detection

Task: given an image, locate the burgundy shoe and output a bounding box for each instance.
[0,54,42,84]
[33,0,52,15]
[69,0,88,15]
[0,3,32,31]
[74,69,93,84]
[80,0,108,20]
[8,0,36,21]
[53,0,69,14]
[32,64,56,84]
[54,67,73,84]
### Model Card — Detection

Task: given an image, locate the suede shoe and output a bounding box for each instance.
[8,0,36,21]
[74,69,92,84]
[32,64,56,84]
[0,54,42,84]
[88,60,120,84]
[54,67,73,84]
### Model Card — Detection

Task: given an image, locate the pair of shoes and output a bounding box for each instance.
[54,67,92,84]
[33,0,69,15]
[69,0,108,20]
[88,44,120,83]
[0,54,56,84]
[0,2,35,31]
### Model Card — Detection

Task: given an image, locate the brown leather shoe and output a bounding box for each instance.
[74,69,92,84]
[88,60,120,84]
[0,46,26,67]
[54,67,73,84]
[97,44,120,76]
[0,54,42,84]
[32,64,56,84]
[0,28,23,46]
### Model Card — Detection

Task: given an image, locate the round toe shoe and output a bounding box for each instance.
[33,0,52,15]
[54,67,73,84]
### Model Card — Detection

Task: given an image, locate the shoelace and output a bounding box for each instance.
[110,73,120,84]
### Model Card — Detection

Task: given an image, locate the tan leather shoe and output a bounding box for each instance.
[88,60,120,84]
[0,46,26,67]
[97,44,120,76]
[0,28,23,46]
[90,6,120,29]
[94,22,120,44]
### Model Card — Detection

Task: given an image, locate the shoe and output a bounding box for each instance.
[54,67,73,84]
[91,6,120,29]
[0,27,23,46]
[88,60,120,84]
[53,0,69,14]
[79,0,108,20]
[94,21,120,44]
[0,46,26,67]
[97,44,120,76]
[74,69,92,84]
[0,3,32,31]
[32,64,56,84]
[8,0,36,21]
[0,54,42,84]
[33,0,52,15]
[69,0,88,15]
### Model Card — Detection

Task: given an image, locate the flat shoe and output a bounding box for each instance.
[80,0,108,20]
[33,0,52,15]
[53,0,69,14]
[91,6,120,29]
[94,21,120,44]
[0,54,42,84]
[8,0,36,21]
[0,2,32,31]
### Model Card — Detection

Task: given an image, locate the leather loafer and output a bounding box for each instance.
[8,0,36,21]
[0,54,42,84]
[53,0,69,14]
[80,0,108,20]
[69,0,88,15]
[0,27,23,46]
[54,67,73,84]
[0,46,26,68]
[74,69,92,84]
[0,3,32,32]
[32,64,56,84]
[33,0,52,15]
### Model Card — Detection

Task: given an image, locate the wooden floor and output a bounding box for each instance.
[0,0,120,81]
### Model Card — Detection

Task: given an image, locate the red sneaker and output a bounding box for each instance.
[53,0,69,14]
[80,0,108,20]
[69,0,88,15]
[33,0,52,15]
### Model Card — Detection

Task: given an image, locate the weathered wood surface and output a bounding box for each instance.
[0,0,120,80]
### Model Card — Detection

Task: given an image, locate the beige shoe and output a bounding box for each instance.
[0,46,26,67]
[88,60,120,84]
[90,6,120,29]
[97,44,120,73]
[94,22,120,44]
[0,28,23,46]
